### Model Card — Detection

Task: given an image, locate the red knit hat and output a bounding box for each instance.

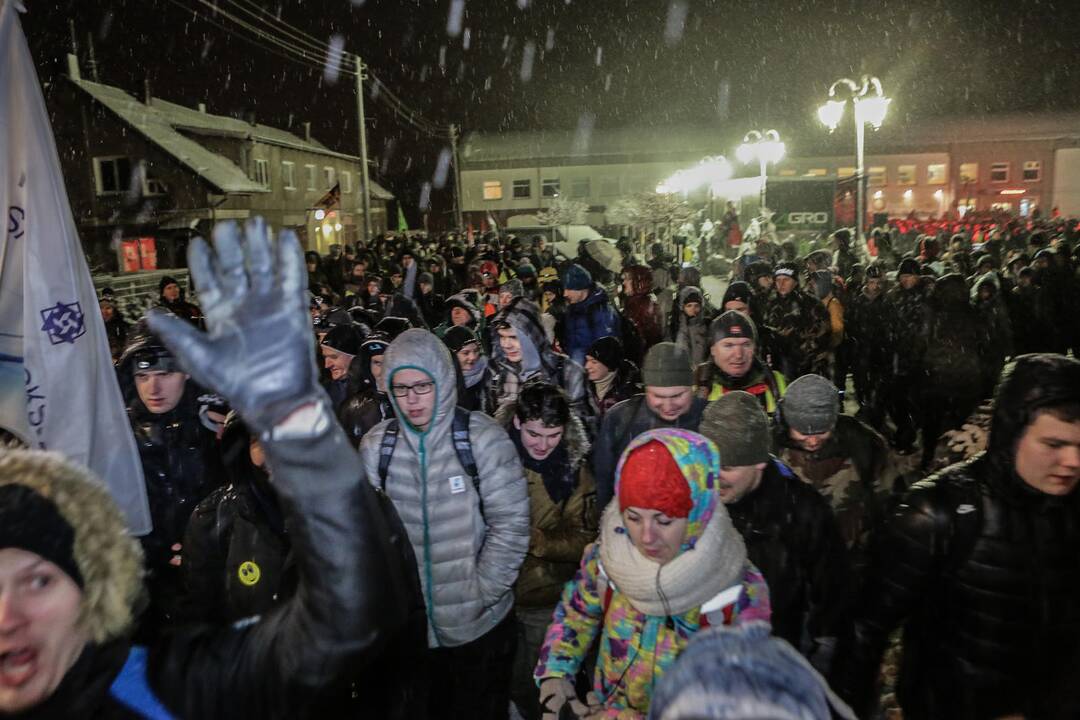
[618,440,693,519]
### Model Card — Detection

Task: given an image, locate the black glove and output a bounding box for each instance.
[148,218,323,435]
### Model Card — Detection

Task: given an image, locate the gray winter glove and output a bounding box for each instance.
[147,218,324,436]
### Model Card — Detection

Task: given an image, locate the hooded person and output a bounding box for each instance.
[337,331,394,447]
[435,291,485,340]
[534,429,772,720]
[649,623,856,720]
[672,286,710,367]
[358,328,530,719]
[490,299,587,417]
[621,264,665,352]
[835,354,1080,720]
[443,325,493,414]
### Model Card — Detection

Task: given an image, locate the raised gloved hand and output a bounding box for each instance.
[147,218,323,435]
[539,677,588,720]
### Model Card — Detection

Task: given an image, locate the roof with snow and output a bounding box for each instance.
[69,76,395,200]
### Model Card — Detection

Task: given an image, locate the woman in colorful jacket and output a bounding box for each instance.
[534,428,771,719]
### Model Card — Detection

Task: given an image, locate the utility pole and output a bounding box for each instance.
[449,123,464,231]
[67,19,79,58]
[86,33,100,82]
[355,54,373,243]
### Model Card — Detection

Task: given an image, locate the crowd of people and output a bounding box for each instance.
[2,212,1079,719]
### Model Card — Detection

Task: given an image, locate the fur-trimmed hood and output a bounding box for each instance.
[495,399,591,471]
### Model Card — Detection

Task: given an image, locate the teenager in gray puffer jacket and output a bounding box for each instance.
[360,328,530,719]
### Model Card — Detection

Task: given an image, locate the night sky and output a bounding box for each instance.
[19,0,1080,223]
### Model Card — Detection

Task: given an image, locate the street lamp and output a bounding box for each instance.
[658,155,733,195]
[736,129,785,210]
[818,76,891,243]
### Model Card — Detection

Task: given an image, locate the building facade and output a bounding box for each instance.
[48,55,393,273]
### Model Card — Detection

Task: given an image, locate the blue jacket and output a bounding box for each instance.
[563,286,620,365]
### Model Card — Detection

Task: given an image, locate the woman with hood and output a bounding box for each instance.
[443,325,494,414]
[621,265,665,352]
[535,428,771,719]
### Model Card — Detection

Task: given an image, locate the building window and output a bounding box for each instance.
[93,156,132,195]
[990,162,1009,183]
[282,161,296,190]
[1022,161,1041,182]
[323,166,336,188]
[778,169,797,177]
[305,164,317,190]
[959,162,978,184]
[868,166,887,187]
[897,165,916,185]
[571,177,591,199]
[144,175,168,196]
[805,168,827,177]
[341,171,352,193]
[512,179,531,199]
[600,177,620,197]
[542,178,560,198]
[254,159,270,188]
[482,180,503,200]
[836,167,855,178]
[927,164,947,185]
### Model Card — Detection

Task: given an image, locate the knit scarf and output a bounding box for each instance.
[463,356,489,389]
[598,501,746,617]
[593,369,618,401]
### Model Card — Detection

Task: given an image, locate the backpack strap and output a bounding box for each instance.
[377,419,400,491]
[451,406,483,517]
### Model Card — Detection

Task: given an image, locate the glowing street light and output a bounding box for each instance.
[818,76,891,242]
[736,129,785,210]
[658,155,733,195]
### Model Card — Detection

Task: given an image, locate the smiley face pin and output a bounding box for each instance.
[238,560,261,586]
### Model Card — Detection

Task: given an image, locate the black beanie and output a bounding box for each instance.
[721,281,753,308]
[710,310,759,346]
[898,258,921,276]
[158,275,179,293]
[443,325,481,354]
[586,335,624,373]
[320,324,362,356]
[0,484,83,587]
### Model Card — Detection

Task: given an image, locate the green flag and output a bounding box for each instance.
[396,204,408,233]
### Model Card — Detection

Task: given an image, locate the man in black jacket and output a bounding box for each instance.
[699,390,851,674]
[834,354,1080,720]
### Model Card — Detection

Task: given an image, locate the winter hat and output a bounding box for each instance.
[537,266,559,285]
[782,374,840,434]
[443,325,481,354]
[516,262,537,279]
[699,391,770,467]
[360,330,391,356]
[586,335,623,373]
[479,259,500,279]
[864,263,884,279]
[562,263,592,291]
[773,262,798,280]
[721,281,753,309]
[320,324,362,356]
[898,257,921,276]
[417,271,434,286]
[642,342,694,388]
[0,451,144,644]
[810,269,833,299]
[681,288,704,307]
[158,275,180,293]
[649,622,857,720]
[618,440,694,519]
[500,278,525,298]
[709,311,758,346]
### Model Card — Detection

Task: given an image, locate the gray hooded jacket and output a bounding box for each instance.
[360,329,530,648]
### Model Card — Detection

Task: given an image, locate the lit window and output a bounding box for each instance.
[1022,161,1041,182]
[897,165,916,185]
[341,171,352,193]
[542,178,560,198]
[483,181,503,200]
[282,161,296,190]
[305,164,317,190]
[837,167,855,178]
[512,179,531,198]
[93,156,132,195]
[959,162,978,184]
[805,168,827,177]
[571,178,591,198]
[990,162,1009,183]
[868,166,887,187]
[778,169,797,177]
[600,177,620,197]
[927,164,947,185]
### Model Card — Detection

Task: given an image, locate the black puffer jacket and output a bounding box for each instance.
[834,355,1080,719]
[726,459,852,670]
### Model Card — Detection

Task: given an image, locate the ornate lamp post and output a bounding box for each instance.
[736,129,785,210]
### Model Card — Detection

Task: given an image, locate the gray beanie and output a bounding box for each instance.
[699,391,771,467]
[642,342,693,388]
[781,374,839,434]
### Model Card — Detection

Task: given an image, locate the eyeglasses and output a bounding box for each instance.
[390,381,435,398]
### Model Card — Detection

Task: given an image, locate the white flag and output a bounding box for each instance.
[0,0,151,534]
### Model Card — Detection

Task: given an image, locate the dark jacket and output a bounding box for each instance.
[562,285,621,366]
[885,282,930,374]
[338,388,393,448]
[834,356,1080,720]
[592,393,707,510]
[585,359,641,437]
[762,288,831,378]
[726,459,852,669]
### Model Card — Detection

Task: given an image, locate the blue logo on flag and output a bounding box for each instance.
[39,301,86,345]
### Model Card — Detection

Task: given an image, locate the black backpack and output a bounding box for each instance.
[376,405,484,515]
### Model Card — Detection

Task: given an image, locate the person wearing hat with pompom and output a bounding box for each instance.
[534,428,771,719]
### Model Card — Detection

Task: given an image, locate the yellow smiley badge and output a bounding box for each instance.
[237,560,261,586]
